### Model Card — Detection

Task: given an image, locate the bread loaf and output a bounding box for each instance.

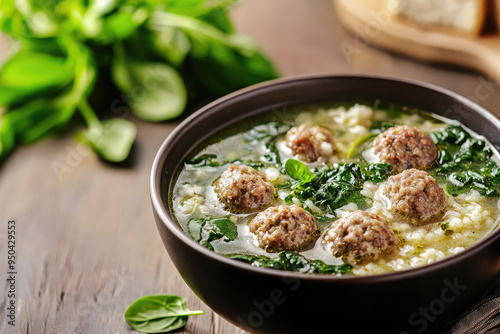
[388,0,488,36]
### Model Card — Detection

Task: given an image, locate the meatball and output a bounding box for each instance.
[249,204,318,251]
[214,165,274,213]
[286,124,335,162]
[373,125,437,172]
[323,211,398,264]
[384,169,447,225]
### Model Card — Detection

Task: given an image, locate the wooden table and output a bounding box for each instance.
[1,1,500,333]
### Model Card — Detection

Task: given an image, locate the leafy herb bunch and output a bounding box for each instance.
[0,0,278,161]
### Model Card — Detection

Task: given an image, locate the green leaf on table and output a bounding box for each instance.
[78,118,137,162]
[112,46,187,121]
[285,159,316,182]
[188,217,238,250]
[124,294,204,333]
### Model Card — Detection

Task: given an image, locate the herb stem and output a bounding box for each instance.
[78,99,100,127]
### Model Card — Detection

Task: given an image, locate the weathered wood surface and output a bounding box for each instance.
[1,1,500,333]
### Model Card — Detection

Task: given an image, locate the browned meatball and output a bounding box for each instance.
[373,125,437,172]
[214,165,274,213]
[384,169,447,225]
[286,124,335,162]
[249,204,318,251]
[323,211,398,264]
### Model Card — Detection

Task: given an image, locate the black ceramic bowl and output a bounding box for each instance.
[151,75,500,334]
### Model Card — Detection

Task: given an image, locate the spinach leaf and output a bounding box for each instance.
[165,0,235,18]
[148,11,278,96]
[0,51,70,105]
[285,159,316,182]
[2,38,95,149]
[287,162,391,214]
[188,217,238,250]
[0,115,14,159]
[77,116,137,163]
[229,251,352,275]
[0,0,277,162]
[124,294,204,333]
[0,37,77,107]
[430,125,500,197]
[111,43,187,121]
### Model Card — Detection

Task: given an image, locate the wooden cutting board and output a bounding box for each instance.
[333,0,500,82]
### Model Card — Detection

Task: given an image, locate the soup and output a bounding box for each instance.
[171,103,500,276]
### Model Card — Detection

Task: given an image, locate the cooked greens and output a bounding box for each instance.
[430,125,500,197]
[186,154,220,167]
[124,294,204,333]
[229,251,353,275]
[188,217,238,250]
[248,122,289,167]
[0,0,278,161]
[285,159,391,215]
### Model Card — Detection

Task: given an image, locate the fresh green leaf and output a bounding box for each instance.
[78,117,137,163]
[149,27,191,66]
[229,251,353,275]
[0,51,67,88]
[7,99,78,144]
[285,159,316,182]
[187,217,238,250]
[3,38,95,145]
[148,11,278,95]
[0,0,278,161]
[112,44,187,121]
[0,38,78,107]
[124,294,204,334]
[198,6,234,33]
[83,2,151,44]
[164,0,236,18]
[0,114,15,159]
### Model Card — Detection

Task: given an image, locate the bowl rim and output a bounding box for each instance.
[150,73,500,283]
